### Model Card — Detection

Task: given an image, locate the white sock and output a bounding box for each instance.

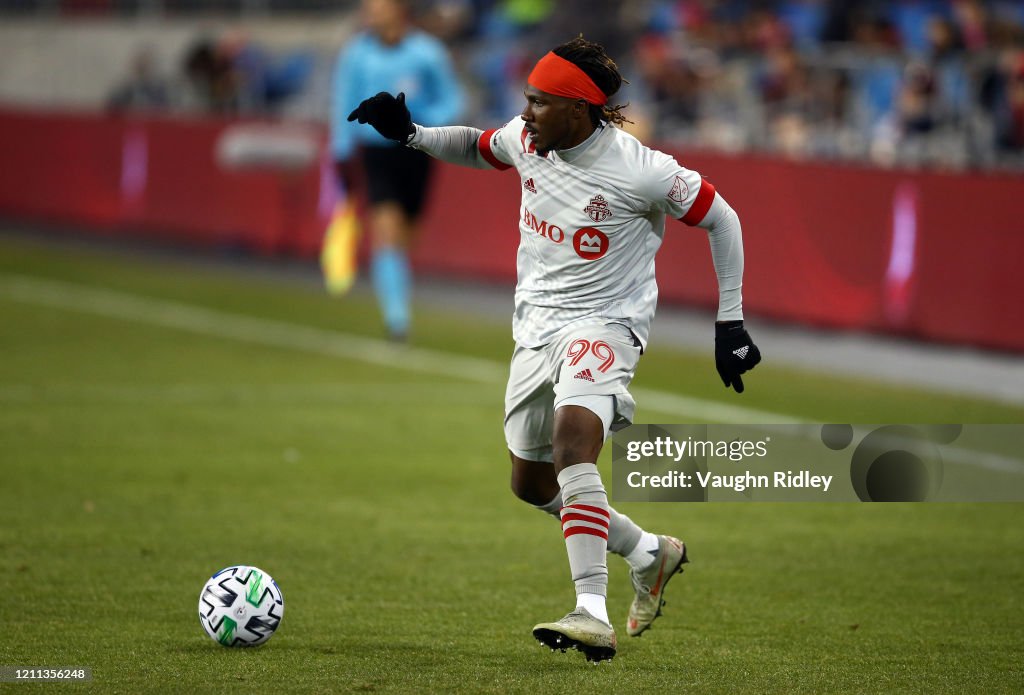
[576,592,609,626]
[625,531,661,571]
[556,463,609,598]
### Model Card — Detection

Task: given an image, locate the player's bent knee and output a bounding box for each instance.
[508,452,559,505]
[509,473,547,505]
[510,472,561,506]
[552,398,613,468]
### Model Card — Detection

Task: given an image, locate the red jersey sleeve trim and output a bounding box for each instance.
[478,128,512,171]
[680,179,716,226]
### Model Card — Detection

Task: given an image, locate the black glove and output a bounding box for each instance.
[346,91,414,143]
[715,320,761,393]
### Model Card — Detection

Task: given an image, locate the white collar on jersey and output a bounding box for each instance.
[553,122,608,165]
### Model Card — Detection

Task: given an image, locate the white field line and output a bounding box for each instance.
[0,273,791,423]
[0,382,496,404]
[943,446,1024,474]
[0,274,504,384]
[844,426,1024,475]
[634,388,805,425]
[2,273,1021,475]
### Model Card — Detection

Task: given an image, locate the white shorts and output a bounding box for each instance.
[504,322,641,462]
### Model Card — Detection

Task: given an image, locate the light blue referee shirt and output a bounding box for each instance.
[330,30,465,161]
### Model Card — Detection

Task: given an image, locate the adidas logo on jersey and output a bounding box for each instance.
[574,368,596,382]
[733,346,749,359]
[523,178,537,193]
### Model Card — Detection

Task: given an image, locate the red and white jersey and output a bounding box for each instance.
[476,116,716,349]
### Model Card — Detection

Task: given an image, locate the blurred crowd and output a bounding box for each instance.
[106,31,316,115]
[443,0,1024,170]
[98,0,1024,170]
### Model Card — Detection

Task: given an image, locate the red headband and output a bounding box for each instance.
[527,52,607,106]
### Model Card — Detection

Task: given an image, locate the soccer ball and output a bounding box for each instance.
[198,565,284,647]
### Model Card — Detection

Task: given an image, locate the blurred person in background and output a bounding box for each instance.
[925,15,970,126]
[331,0,464,341]
[952,0,989,51]
[106,47,172,112]
[897,61,941,137]
[181,37,240,113]
[991,49,1024,155]
[218,28,316,115]
[633,33,703,137]
[758,38,814,157]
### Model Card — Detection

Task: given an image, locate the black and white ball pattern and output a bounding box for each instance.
[198,565,284,647]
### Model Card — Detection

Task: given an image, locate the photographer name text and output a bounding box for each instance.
[626,469,833,492]
[624,436,833,492]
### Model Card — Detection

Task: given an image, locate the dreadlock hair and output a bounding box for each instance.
[552,35,632,128]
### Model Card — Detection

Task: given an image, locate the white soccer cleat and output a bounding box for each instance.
[533,606,617,663]
[626,535,688,637]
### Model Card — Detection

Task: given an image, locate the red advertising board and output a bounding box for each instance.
[1,107,1021,351]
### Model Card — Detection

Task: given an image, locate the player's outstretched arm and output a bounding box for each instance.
[697,193,762,393]
[408,124,502,170]
[347,91,508,170]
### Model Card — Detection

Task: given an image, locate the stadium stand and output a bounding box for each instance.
[1,0,1021,169]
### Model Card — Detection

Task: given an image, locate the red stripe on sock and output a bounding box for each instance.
[560,513,609,528]
[563,526,609,541]
[561,504,610,519]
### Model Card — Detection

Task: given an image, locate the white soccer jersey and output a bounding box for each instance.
[474,116,717,349]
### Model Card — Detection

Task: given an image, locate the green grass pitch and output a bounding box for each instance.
[0,234,1021,693]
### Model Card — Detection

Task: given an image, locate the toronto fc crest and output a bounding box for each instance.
[584,194,613,223]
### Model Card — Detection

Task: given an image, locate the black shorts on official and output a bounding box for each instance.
[360,145,434,218]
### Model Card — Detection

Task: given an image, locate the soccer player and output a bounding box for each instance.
[348,37,761,662]
[331,0,464,340]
